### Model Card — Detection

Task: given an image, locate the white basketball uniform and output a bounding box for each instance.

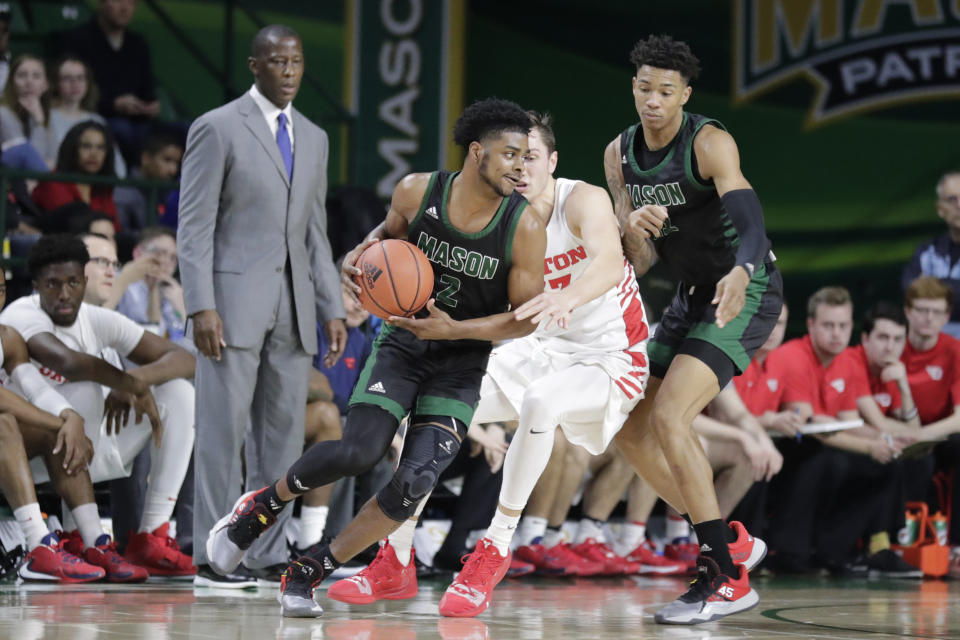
[472,178,649,457]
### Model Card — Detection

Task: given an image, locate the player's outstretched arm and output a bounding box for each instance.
[514,183,624,330]
[388,207,547,342]
[603,137,656,277]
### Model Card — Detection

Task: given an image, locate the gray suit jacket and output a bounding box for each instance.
[177,93,345,354]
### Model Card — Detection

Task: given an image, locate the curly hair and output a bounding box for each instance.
[629,35,701,83]
[27,233,90,280]
[453,98,530,150]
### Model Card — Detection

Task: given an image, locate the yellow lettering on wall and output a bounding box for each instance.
[755,0,841,69]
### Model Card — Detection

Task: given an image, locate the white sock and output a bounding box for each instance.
[666,515,689,543]
[139,386,194,533]
[485,509,519,556]
[516,516,548,547]
[387,518,417,566]
[296,505,329,550]
[139,493,177,534]
[543,527,563,548]
[621,521,647,551]
[15,504,49,550]
[575,517,605,545]
[72,503,105,548]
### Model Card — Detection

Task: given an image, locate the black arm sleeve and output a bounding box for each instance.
[721,188,769,277]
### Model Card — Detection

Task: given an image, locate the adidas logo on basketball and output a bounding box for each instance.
[426,206,438,219]
[363,262,383,287]
[368,381,386,393]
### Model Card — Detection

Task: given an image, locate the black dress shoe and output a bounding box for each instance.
[193,563,258,589]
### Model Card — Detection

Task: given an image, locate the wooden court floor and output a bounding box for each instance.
[0,574,957,639]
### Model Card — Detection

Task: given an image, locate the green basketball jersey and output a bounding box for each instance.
[407,170,527,335]
[619,112,768,287]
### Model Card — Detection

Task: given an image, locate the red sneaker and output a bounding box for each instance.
[727,521,767,571]
[125,523,196,577]
[327,540,418,604]
[18,532,105,583]
[506,555,535,578]
[62,531,148,583]
[624,540,688,576]
[665,541,699,574]
[543,543,605,577]
[438,539,510,618]
[572,538,641,575]
[654,556,758,624]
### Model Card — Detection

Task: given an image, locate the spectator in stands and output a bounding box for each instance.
[49,55,127,178]
[0,54,57,167]
[115,227,189,349]
[83,211,117,240]
[0,9,11,93]
[900,276,960,552]
[902,171,960,338]
[0,234,196,579]
[31,120,120,233]
[62,0,159,166]
[113,131,182,231]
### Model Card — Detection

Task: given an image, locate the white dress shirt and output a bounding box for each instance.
[249,83,294,152]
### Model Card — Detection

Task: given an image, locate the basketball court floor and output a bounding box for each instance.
[0,574,956,639]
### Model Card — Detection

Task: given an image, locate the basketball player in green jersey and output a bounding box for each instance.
[204,97,548,617]
[604,35,783,624]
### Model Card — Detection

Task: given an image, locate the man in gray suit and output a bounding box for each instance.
[177,24,346,587]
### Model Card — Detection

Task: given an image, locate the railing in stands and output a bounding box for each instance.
[0,167,178,266]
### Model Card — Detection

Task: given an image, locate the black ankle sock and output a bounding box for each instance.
[724,522,737,544]
[683,513,736,542]
[306,544,342,574]
[692,519,736,576]
[254,484,287,516]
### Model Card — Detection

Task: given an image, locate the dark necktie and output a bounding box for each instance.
[277,112,293,179]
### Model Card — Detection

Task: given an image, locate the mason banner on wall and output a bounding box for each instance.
[347,0,465,198]
[734,0,960,126]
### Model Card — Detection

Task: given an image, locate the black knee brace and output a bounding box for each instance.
[376,416,465,521]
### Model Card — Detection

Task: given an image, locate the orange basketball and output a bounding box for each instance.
[354,239,434,319]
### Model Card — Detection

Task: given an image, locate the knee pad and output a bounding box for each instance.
[377,419,464,521]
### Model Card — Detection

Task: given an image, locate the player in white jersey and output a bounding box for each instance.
[326,112,650,617]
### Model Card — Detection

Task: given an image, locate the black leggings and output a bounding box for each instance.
[286,405,398,492]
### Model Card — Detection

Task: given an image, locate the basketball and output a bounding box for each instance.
[353,239,434,319]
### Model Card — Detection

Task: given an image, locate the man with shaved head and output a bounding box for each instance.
[178,24,346,588]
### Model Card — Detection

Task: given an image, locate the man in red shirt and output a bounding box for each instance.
[811,302,922,577]
[900,276,960,555]
[735,303,803,436]
[847,303,920,432]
